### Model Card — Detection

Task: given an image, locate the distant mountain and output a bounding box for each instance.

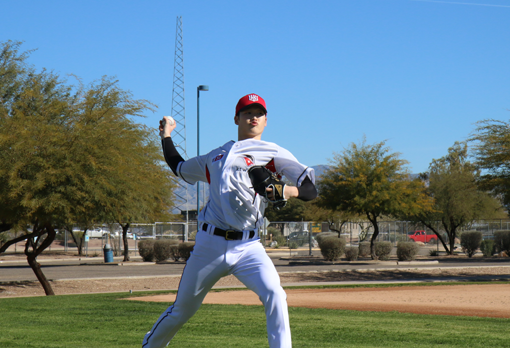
[312,165,330,178]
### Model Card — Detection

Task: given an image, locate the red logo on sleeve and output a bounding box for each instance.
[244,157,254,166]
[265,159,282,179]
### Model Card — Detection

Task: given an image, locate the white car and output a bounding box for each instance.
[86,228,105,238]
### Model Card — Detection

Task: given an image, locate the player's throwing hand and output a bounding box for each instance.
[159,116,176,139]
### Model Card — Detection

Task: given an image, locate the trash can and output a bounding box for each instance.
[103,243,113,263]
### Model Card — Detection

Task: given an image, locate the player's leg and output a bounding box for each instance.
[142,233,228,348]
[231,240,292,348]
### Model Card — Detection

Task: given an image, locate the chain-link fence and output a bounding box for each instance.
[3,219,509,256]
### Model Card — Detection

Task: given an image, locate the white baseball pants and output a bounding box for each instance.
[142,230,292,348]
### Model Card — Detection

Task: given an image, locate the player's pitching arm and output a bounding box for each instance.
[159,116,184,175]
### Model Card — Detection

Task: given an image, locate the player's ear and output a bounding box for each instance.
[234,115,239,125]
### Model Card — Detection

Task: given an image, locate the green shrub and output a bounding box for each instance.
[358,242,371,257]
[460,231,483,258]
[429,249,439,257]
[480,239,495,258]
[138,239,156,262]
[178,242,195,261]
[315,232,338,247]
[288,241,298,250]
[169,244,181,261]
[374,241,392,261]
[274,235,286,247]
[396,242,419,261]
[154,239,180,262]
[267,227,282,238]
[344,246,359,261]
[319,237,346,261]
[494,231,510,255]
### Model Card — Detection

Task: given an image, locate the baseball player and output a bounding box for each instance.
[142,93,317,348]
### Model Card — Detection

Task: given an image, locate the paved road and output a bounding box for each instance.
[1,250,509,283]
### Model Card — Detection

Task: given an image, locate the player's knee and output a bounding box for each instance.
[258,285,287,305]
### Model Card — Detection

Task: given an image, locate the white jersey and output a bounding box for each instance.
[176,139,315,232]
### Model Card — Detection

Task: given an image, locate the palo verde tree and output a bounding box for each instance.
[317,138,432,259]
[0,43,78,295]
[470,119,510,213]
[0,41,175,294]
[406,142,504,254]
[101,127,175,262]
[305,202,358,237]
[63,76,175,262]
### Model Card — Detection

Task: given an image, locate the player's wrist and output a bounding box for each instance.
[284,186,298,200]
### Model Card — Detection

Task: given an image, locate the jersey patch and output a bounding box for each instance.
[244,156,254,167]
[265,159,282,179]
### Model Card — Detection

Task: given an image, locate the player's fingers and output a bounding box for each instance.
[160,116,177,138]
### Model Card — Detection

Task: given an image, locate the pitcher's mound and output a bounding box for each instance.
[127,284,510,318]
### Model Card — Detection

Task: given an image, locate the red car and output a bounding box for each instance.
[407,230,437,244]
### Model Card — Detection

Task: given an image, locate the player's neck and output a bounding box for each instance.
[238,133,262,141]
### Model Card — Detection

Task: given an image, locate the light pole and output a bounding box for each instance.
[197,85,209,215]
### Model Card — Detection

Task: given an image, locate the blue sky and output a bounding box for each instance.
[2,0,509,174]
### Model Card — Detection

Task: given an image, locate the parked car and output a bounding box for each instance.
[287,231,316,247]
[408,230,437,244]
[86,228,105,238]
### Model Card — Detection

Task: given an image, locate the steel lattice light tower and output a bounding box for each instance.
[170,16,191,238]
[171,16,187,160]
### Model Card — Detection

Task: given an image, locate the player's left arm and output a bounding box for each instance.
[272,147,317,201]
[283,176,317,201]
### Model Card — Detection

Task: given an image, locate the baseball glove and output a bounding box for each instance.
[248,166,287,210]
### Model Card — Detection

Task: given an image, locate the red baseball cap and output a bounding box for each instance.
[235,93,267,115]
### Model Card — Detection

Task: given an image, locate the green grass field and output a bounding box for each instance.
[0,287,509,348]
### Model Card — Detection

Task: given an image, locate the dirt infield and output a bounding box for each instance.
[2,264,510,318]
[128,284,510,318]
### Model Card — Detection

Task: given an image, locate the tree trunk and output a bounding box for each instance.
[441,219,457,256]
[68,227,85,256]
[79,228,87,256]
[367,214,380,260]
[26,253,55,296]
[121,223,131,262]
[328,221,347,238]
[24,224,56,296]
[448,228,457,255]
[419,220,451,254]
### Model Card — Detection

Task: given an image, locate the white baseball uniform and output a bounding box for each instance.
[142,138,315,348]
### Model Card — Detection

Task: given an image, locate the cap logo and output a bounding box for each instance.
[248,94,259,102]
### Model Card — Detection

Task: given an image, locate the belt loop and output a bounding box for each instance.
[245,230,256,240]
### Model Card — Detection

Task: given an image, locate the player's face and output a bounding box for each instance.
[235,106,267,140]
